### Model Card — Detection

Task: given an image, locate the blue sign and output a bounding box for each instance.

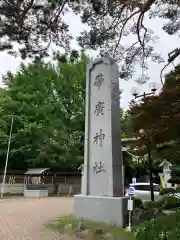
[128,187,135,197]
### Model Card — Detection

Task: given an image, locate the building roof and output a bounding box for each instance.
[24,168,50,175]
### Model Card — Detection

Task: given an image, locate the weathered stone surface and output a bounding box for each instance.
[83,56,124,197]
[73,56,128,227]
[50,220,61,228]
[76,229,93,239]
[102,232,114,240]
[64,223,73,229]
[94,228,103,234]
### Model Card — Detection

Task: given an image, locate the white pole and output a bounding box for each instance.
[128,196,132,230]
[1,118,14,199]
[126,189,134,232]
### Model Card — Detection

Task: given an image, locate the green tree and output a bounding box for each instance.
[128,64,180,187]
[0,55,87,170]
[120,109,130,138]
[129,64,180,147]
[169,167,180,185]
[0,0,179,81]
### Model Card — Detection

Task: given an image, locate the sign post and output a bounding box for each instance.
[126,187,134,232]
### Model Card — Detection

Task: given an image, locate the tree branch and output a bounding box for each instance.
[22,0,35,19]
[113,9,140,57]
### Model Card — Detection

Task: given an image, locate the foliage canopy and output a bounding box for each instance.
[0,54,130,170]
[0,0,180,81]
[0,55,87,170]
[128,64,180,168]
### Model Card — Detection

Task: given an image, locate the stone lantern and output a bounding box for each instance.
[159,160,172,188]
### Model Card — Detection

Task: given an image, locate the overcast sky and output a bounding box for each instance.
[0,11,179,110]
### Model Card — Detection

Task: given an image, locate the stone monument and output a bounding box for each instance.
[78,164,85,194]
[73,56,128,227]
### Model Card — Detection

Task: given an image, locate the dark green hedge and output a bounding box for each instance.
[143,196,180,210]
[136,210,180,240]
[160,188,176,195]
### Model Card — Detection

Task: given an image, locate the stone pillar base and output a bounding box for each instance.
[72,195,128,227]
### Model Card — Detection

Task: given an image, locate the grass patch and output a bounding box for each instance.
[47,215,135,240]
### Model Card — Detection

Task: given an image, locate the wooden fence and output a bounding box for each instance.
[0,175,81,185]
[0,174,81,195]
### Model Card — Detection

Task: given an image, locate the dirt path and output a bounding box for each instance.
[0,196,75,240]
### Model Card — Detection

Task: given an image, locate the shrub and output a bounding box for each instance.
[161,196,180,209]
[160,188,176,195]
[136,210,180,240]
[154,196,180,210]
[142,196,180,210]
[132,207,159,227]
[131,196,143,208]
[142,200,159,210]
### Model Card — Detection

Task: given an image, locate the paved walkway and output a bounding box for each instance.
[0,197,74,240]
